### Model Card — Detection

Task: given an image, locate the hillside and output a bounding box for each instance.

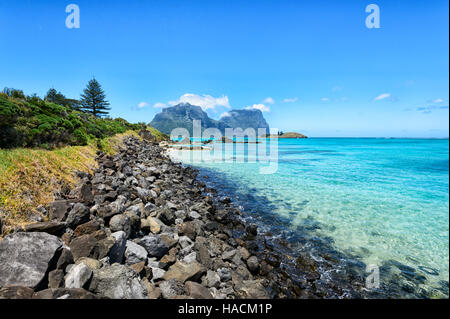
[0,92,147,149]
[0,90,168,234]
[150,103,270,136]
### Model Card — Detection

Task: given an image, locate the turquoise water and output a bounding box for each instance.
[170,138,449,296]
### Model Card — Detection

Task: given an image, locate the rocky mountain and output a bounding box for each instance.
[150,103,219,136]
[218,109,270,135]
[150,103,270,136]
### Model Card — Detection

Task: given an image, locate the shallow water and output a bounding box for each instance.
[170,138,449,297]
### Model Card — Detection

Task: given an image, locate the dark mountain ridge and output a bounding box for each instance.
[150,103,270,136]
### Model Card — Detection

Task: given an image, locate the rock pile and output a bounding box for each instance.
[0,136,299,299]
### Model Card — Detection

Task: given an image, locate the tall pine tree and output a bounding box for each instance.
[79,78,110,117]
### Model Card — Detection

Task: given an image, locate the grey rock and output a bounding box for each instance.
[65,263,93,289]
[188,211,201,220]
[183,252,197,264]
[204,270,221,288]
[150,267,166,282]
[217,267,232,282]
[0,232,63,288]
[109,214,131,237]
[124,240,148,265]
[88,264,148,299]
[159,279,187,298]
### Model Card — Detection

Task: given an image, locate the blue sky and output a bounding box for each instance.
[0,0,448,137]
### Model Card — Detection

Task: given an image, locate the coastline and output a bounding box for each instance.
[165,144,449,299]
[1,136,447,299]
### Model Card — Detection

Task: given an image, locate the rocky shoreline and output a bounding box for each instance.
[0,135,312,299]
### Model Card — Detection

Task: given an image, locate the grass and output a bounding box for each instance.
[0,131,140,234]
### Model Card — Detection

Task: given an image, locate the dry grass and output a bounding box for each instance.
[0,131,138,234]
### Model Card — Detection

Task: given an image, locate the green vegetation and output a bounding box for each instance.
[0,90,146,149]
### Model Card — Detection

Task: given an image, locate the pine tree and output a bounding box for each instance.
[79,78,111,117]
[45,88,81,110]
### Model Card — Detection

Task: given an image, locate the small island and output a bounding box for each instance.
[266,132,308,139]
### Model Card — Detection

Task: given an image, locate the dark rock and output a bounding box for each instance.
[48,200,71,222]
[33,288,98,299]
[74,220,101,237]
[56,248,74,270]
[109,231,127,264]
[23,221,66,235]
[0,286,34,299]
[80,183,94,204]
[185,281,213,299]
[0,232,63,289]
[247,256,259,273]
[69,234,98,261]
[246,224,258,236]
[137,235,169,259]
[66,203,90,229]
[48,269,65,288]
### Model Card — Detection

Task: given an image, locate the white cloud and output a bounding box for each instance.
[153,102,167,108]
[374,93,392,101]
[283,97,298,103]
[245,104,270,112]
[432,98,444,103]
[263,97,275,104]
[220,112,231,118]
[168,93,230,111]
[321,97,330,102]
[332,86,343,92]
[137,102,150,108]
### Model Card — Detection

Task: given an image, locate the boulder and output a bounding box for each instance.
[137,235,169,259]
[247,256,259,273]
[74,220,100,237]
[159,279,187,299]
[0,232,63,289]
[65,263,93,289]
[164,261,206,283]
[48,269,65,288]
[56,248,74,270]
[0,286,34,299]
[88,264,148,299]
[65,203,90,229]
[48,200,71,222]
[185,281,213,299]
[109,214,131,237]
[236,279,269,299]
[23,222,66,235]
[124,240,148,265]
[109,231,127,264]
